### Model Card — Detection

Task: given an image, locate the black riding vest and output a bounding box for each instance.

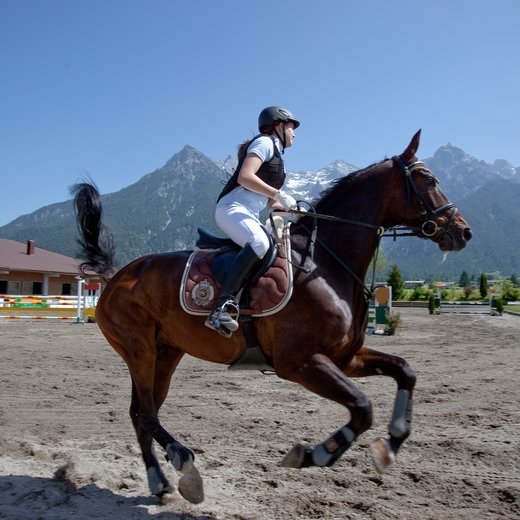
[217,134,285,202]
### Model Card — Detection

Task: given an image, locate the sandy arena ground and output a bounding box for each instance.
[0,308,519,520]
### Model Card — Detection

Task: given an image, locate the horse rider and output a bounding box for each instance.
[205,106,300,336]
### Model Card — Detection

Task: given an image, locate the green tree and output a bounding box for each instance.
[511,273,519,287]
[495,279,520,302]
[428,293,437,314]
[459,270,470,288]
[387,264,405,300]
[479,273,488,299]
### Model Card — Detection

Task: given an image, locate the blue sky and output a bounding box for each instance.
[1,0,519,226]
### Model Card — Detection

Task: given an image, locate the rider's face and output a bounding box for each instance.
[277,121,296,148]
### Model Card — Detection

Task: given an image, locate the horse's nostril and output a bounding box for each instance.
[464,228,473,241]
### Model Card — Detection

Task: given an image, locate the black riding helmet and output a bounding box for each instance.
[258,106,300,131]
[258,106,300,152]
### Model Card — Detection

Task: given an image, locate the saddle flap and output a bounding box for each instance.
[181,225,293,317]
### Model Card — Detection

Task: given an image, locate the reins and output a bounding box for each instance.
[273,155,457,302]
[274,203,381,301]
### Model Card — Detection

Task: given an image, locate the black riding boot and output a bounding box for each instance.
[205,244,261,336]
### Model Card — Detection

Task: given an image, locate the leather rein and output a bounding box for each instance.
[277,155,457,300]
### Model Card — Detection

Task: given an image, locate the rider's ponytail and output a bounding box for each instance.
[237,139,252,161]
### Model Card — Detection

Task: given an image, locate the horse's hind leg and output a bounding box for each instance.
[150,344,204,504]
[130,379,173,498]
[124,337,203,503]
[345,346,416,474]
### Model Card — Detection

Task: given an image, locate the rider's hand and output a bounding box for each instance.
[273,190,297,210]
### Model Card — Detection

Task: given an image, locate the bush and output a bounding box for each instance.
[385,311,402,335]
[410,286,427,300]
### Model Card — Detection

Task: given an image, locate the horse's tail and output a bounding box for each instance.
[71,181,117,280]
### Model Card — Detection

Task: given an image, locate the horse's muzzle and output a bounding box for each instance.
[442,223,472,252]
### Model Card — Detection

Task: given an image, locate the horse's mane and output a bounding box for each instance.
[314,158,388,213]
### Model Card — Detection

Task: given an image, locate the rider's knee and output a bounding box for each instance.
[248,235,269,259]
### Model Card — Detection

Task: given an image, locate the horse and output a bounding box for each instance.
[72,130,472,504]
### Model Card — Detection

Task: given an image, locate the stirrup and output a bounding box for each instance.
[205,300,240,337]
[204,319,233,338]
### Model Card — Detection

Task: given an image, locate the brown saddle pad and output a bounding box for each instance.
[180,227,293,317]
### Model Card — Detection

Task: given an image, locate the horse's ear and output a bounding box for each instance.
[402,129,422,162]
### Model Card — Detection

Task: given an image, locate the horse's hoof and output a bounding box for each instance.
[147,466,171,497]
[370,437,395,474]
[159,489,183,505]
[280,443,311,468]
[178,459,204,504]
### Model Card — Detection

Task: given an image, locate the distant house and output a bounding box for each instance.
[0,239,95,296]
[404,280,425,289]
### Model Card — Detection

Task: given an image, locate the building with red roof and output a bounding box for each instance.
[0,239,91,296]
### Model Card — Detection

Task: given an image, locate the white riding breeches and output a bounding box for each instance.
[215,201,270,259]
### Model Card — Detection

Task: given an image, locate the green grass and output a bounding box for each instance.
[504,305,520,314]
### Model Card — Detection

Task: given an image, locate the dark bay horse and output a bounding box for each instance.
[72,130,471,504]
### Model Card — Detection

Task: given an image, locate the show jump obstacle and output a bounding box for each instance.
[0,279,99,322]
[439,301,492,314]
[366,285,392,334]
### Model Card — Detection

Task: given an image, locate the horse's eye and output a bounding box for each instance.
[425,176,436,187]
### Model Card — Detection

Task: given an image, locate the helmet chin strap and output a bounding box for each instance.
[274,123,287,153]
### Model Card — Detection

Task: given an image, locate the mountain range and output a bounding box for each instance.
[1,143,518,281]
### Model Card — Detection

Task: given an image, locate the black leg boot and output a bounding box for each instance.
[205,244,261,336]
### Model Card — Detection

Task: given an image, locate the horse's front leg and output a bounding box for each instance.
[345,346,416,474]
[277,353,374,469]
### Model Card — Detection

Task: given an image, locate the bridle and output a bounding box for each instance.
[391,155,457,240]
[281,155,457,241]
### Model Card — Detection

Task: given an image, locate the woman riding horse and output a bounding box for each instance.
[206,106,300,336]
[72,130,471,504]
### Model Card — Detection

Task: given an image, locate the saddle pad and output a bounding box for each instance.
[180,227,293,317]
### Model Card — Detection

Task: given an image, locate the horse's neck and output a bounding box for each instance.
[308,167,393,283]
[316,223,381,281]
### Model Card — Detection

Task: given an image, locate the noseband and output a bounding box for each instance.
[392,155,457,239]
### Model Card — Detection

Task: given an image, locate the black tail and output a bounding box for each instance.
[71,181,117,280]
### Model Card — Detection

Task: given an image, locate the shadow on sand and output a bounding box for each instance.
[0,474,217,520]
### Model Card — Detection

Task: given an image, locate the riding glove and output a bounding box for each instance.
[273,190,297,210]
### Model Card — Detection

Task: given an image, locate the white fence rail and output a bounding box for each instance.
[440,302,491,314]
